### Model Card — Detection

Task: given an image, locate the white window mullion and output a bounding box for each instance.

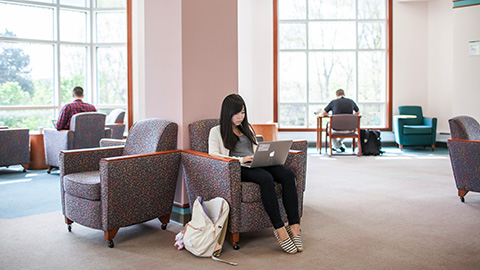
[55,1,61,113]
[89,0,95,105]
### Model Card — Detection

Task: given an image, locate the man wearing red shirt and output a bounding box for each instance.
[55,86,97,130]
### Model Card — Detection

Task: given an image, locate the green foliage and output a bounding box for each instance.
[0,82,30,105]
[0,46,34,95]
[61,75,85,103]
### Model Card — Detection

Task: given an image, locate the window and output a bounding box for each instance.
[0,0,128,130]
[275,0,392,130]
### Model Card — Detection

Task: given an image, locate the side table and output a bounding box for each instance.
[28,133,47,170]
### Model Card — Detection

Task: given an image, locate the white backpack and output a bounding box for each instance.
[183,196,236,266]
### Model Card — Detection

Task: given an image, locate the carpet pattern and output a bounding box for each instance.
[0,147,479,269]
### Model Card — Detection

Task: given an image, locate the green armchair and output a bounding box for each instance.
[393,106,437,150]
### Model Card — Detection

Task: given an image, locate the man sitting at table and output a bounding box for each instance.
[320,89,360,152]
[55,86,97,130]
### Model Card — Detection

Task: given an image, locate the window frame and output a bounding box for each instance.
[0,0,132,130]
[273,0,393,132]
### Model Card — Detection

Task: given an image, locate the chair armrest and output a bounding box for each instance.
[285,147,307,193]
[100,138,126,147]
[104,127,112,138]
[181,150,242,227]
[44,129,73,150]
[448,139,480,192]
[59,146,124,177]
[291,140,308,152]
[44,129,74,167]
[99,150,182,230]
[423,117,437,126]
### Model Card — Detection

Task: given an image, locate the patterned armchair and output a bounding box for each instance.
[0,128,30,171]
[59,118,180,248]
[448,116,480,202]
[44,112,112,173]
[394,106,437,150]
[182,119,307,249]
[105,109,126,139]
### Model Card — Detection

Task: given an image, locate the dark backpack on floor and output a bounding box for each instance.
[360,129,383,156]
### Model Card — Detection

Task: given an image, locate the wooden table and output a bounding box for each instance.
[316,115,331,153]
[27,133,47,170]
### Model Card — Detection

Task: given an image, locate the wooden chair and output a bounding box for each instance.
[251,123,278,142]
[326,114,362,156]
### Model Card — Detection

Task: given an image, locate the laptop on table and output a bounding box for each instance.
[241,140,293,168]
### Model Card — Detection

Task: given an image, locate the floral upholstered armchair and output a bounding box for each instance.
[0,128,30,171]
[182,119,307,250]
[59,118,180,248]
[448,116,480,203]
[105,109,126,140]
[44,112,112,173]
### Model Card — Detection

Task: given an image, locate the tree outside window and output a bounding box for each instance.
[0,0,127,130]
[277,0,389,129]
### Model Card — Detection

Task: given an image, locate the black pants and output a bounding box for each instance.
[241,165,300,229]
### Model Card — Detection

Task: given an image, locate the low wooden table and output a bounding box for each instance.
[27,132,47,170]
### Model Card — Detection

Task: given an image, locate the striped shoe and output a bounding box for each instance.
[286,225,303,252]
[273,228,297,254]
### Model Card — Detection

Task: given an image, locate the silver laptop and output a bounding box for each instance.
[242,140,293,168]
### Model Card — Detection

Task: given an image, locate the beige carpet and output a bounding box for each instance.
[1,151,479,269]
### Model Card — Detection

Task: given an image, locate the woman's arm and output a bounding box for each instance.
[209,126,250,163]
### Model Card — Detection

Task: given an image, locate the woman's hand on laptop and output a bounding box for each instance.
[242,155,253,163]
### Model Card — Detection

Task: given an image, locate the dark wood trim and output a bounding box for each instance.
[387,0,393,131]
[127,0,133,131]
[448,138,480,143]
[278,128,392,132]
[101,149,181,162]
[61,146,124,154]
[274,0,394,132]
[174,202,190,208]
[273,0,279,124]
[182,149,239,162]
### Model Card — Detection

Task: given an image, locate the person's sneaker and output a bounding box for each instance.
[339,146,346,152]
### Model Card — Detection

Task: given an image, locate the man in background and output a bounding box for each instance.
[55,86,96,130]
[321,89,360,152]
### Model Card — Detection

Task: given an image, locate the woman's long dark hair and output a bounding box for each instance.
[220,94,257,151]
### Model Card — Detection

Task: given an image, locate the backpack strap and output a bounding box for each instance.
[211,255,238,266]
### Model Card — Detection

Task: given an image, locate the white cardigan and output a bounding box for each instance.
[208,125,258,164]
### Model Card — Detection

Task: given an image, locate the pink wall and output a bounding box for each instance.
[144,0,183,143]
[143,0,238,206]
[181,0,239,148]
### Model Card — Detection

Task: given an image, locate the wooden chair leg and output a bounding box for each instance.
[65,217,73,232]
[458,190,468,203]
[159,214,170,230]
[228,231,240,250]
[104,228,119,248]
[65,217,73,225]
[329,137,333,156]
[325,134,328,153]
[356,137,362,156]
